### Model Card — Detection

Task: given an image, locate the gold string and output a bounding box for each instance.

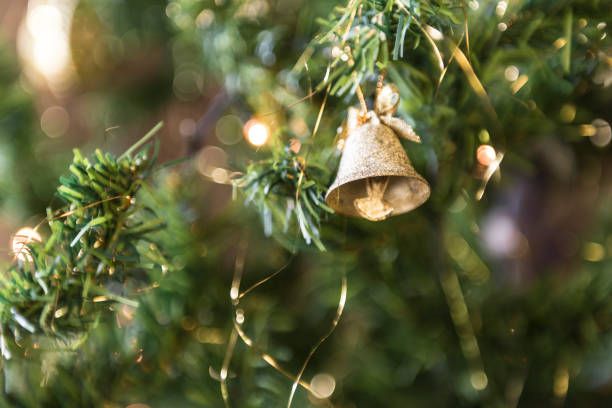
[287,275,347,407]
[220,328,238,408]
[439,265,489,391]
[451,45,499,123]
[232,322,320,395]
[376,71,386,93]
[295,80,331,204]
[4,195,128,260]
[238,255,296,300]
[259,89,321,118]
[434,32,464,97]
[393,0,498,129]
[393,0,445,72]
[354,78,368,115]
[220,241,248,407]
[224,238,346,407]
[463,5,471,58]
[476,152,504,200]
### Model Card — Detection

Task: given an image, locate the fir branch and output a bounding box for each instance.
[0,126,167,359]
[234,146,333,251]
[311,0,463,95]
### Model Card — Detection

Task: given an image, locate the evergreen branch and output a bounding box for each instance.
[311,0,464,95]
[0,126,167,359]
[234,145,333,251]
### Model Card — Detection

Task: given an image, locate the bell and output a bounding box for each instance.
[326,112,430,221]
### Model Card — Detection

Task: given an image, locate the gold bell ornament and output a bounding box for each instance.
[326,84,430,221]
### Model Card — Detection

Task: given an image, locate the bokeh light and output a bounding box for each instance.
[481,211,527,258]
[196,146,234,184]
[476,144,497,166]
[243,118,270,147]
[589,118,611,147]
[289,138,302,153]
[471,370,488,390]
[216,115,243,145]
[310,373,336,399]
[18,0,77,87]
[559,104,576,123]
[40,106,70,138]
[583,242,605,262]
[504,65,519,82]
[478,129,490,143]
[173,70,203,101]
[179,118,197,137]
[12,227,42,262]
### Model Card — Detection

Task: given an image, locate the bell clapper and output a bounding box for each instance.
[354,177,393,221]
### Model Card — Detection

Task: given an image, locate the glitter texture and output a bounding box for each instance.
[326,121,430,219]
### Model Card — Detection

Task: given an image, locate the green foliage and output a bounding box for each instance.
[0,133,167,358]
[0,0,610,407]
[311,0,463,95]
[235,146,333,251]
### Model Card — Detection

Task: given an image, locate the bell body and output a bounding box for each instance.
[326,122,430,219]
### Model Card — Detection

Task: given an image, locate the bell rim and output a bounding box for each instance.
[325,174,431,218]
[326,167,424,194]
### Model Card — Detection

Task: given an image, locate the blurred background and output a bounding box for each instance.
[0,0,611,407]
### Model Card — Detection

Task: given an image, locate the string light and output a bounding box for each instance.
[243,118,270,147]
[476,150,505,201]
[476,144,497,166]
[12,227,42,262]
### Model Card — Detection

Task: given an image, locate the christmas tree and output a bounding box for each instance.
[0,0,610,406]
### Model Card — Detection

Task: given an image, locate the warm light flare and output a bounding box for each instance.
[12,227,42,262]
[18,1,77,86]
[243,118,270,147]
[476,144,497,166]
